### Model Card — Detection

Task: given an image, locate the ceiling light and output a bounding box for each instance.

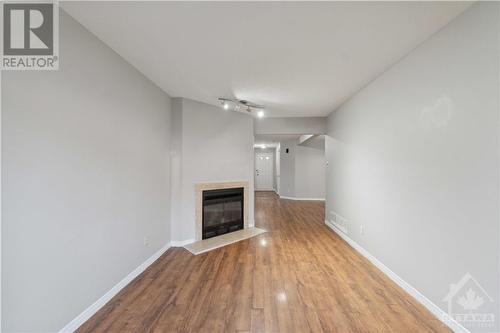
[217,98,265,114]
[262,145,266,149]
[257,110,264,118]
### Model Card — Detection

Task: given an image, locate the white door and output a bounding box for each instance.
[255,153,274,190]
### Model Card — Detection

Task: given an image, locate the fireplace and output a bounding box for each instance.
[202,187,244,239]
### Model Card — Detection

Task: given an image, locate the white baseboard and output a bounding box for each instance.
[59,242,172,333]
[170,238,196,247]
[279,195,325,201]
[324,220,469,333]
[325,219,348,235]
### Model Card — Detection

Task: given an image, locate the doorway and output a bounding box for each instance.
[255,152,274,191]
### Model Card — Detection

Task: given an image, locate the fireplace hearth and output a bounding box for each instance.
[202,187,244,239]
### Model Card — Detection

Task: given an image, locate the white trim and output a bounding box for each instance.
[170,239,196,247]
[279,195,325,201]
[59,243,172,333]
[324,220,470,333]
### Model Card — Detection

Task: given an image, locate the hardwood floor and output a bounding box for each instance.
[77,191,450,333]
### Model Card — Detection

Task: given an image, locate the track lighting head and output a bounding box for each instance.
[217,97,265,115]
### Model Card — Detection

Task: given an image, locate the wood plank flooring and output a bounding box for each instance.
[77,191,450,333]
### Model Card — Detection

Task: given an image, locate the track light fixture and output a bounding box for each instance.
[218,98,265,117]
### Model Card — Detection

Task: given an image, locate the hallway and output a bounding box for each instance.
[77,192,449,332]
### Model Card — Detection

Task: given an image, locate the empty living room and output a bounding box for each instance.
[2,1,500,333]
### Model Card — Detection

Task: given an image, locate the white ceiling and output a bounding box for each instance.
[63,1,471,117]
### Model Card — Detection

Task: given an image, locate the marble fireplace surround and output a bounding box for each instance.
[195,181,249,241]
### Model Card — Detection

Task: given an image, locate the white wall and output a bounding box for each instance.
[295,146,325,199]
[2,12,172,332]
[276,143,281,193]
[171,98,255,242]
[279,140,325,200]
[325,2,499,329]
[279,140,296,197]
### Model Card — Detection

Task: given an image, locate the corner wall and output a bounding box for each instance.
[279,140,296,197]
[294,146,325,199]
[325,2,499,328]
[279,140,325,200]
[170,98,255,242]
[2,12,172,332]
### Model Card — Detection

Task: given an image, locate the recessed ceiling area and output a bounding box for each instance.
[299,135,325,151]
[255,134,301,149]
[62,1,471,117]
